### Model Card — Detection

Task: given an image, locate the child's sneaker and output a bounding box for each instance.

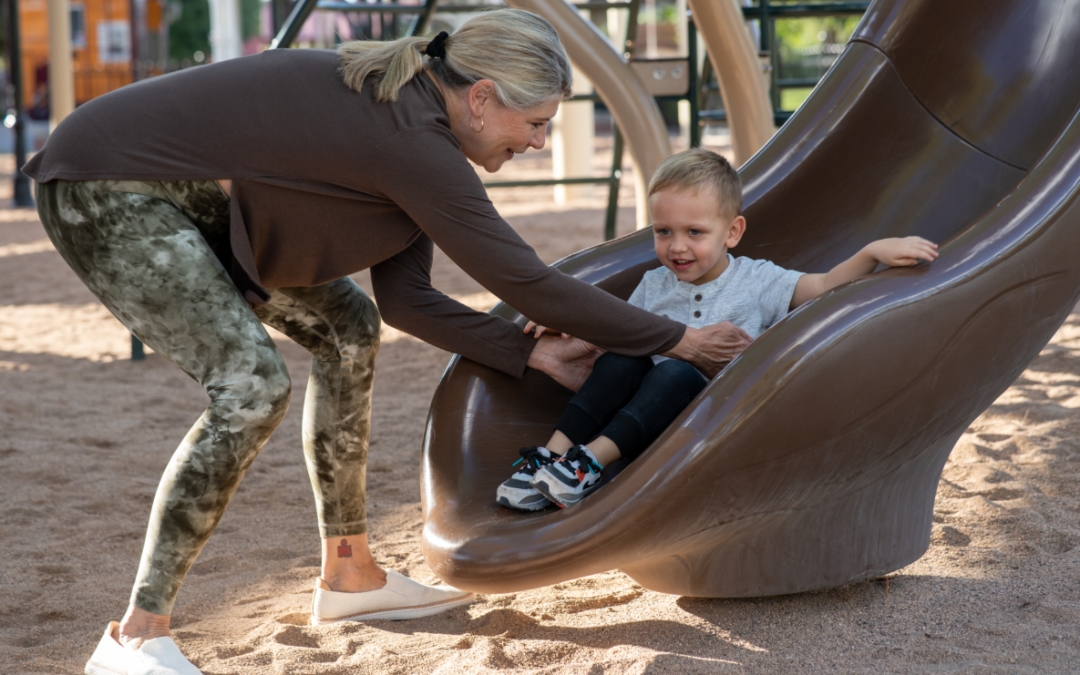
[530,445,604,508]
[496,446,559,511]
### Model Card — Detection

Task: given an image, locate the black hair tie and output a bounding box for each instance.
[425,31,449,59]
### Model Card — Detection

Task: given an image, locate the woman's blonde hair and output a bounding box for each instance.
[648,148,743,219]
[338,8,572,108]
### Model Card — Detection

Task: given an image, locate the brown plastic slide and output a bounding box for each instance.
[421,0,1080,597]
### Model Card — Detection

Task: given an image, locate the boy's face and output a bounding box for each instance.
[649,187,746,286]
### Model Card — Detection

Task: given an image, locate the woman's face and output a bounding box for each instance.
[461,95,560,173]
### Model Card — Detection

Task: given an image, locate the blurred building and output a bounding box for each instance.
[17,0,174,116]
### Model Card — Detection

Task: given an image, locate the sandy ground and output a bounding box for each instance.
[2,137,1080,675]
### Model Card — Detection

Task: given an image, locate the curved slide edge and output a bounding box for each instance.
[506,0,670,229]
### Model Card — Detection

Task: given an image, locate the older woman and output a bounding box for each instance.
[25,10,748,675]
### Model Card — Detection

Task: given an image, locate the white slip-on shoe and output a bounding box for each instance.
[85,621,202,675]
[311,571,474,625]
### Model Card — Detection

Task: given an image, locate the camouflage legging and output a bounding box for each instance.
[37,179,380,616]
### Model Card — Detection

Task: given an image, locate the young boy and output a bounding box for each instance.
[498,148,938,510]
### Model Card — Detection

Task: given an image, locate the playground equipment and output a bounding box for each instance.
[506,0,668,228]
[420,0,1080,597]
[685,0,772,164]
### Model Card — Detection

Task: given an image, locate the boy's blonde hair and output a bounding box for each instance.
[648,148,742,219]
[338,9,572,108]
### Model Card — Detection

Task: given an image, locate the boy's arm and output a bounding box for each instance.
[790,236,938,309]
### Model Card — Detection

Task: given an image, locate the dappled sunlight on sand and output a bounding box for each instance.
[0,237,53,257]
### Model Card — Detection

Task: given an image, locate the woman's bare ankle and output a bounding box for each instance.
[118,605,171,649]
[323,559,387,593]
[321,533,387,593]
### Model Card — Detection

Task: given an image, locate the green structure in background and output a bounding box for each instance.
[168,0,264,62]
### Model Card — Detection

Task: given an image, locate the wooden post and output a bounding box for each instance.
[46,0,75,129]
[552,66,594,203]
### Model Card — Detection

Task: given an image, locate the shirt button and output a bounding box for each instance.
[693,310,701,318]
[695,294,702,301]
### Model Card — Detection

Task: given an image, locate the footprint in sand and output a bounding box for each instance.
[462,608,539,639]
[546,578,645,614]
[214,644,255,659]
[273,624,321,648]
[276,612,310,626]
[35,564,75,583]
[1043,530,1079,555]
[189,554,237,576]
[977,486,1025,501]
[78,436,119,449]
[933,525,971,547]
[475,637,515,669]
[32,610,74,625]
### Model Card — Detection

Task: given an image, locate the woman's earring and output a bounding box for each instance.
[470,116,485,133]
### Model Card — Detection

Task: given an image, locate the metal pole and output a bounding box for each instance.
[623,0,640,56]
[7,0,33,206]
[406,0,439,37]
[603,128,623,241]
[271,0,293,33]
[270,0,319,49]
[758,0,781,119]
[688,15,699,148]
[602,0,639,239]
[131,334,145,360]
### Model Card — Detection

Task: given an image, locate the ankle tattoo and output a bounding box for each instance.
[337,539,353,558]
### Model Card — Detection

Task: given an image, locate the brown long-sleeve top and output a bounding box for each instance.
[23,48,685,377]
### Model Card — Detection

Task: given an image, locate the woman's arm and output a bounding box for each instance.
[523,317,752,380]
[374,237,738,387]
[370,235,541,377]
[371,128,687,358]
[790,236,938,309]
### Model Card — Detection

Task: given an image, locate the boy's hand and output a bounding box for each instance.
[865,236,939,267]
[793,236,940,309]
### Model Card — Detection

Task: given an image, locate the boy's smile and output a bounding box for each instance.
[648,186,746,286]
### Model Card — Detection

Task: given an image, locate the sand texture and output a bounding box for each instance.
[2,147,1080,673]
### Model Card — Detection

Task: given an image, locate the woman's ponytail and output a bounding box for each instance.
[338,8,572,109]
[338,36,429,102]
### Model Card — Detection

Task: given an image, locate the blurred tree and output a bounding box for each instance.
[169,0,210,61]
[775,16,861,51]
[241,0,261,41]
[169,0,262,62]
[774,16,862,111]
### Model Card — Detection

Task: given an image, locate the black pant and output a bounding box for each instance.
[555,353,708,462]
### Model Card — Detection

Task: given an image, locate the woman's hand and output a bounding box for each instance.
[523,320,570,340]
[664,322,752,378]
[526,334,602,392]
